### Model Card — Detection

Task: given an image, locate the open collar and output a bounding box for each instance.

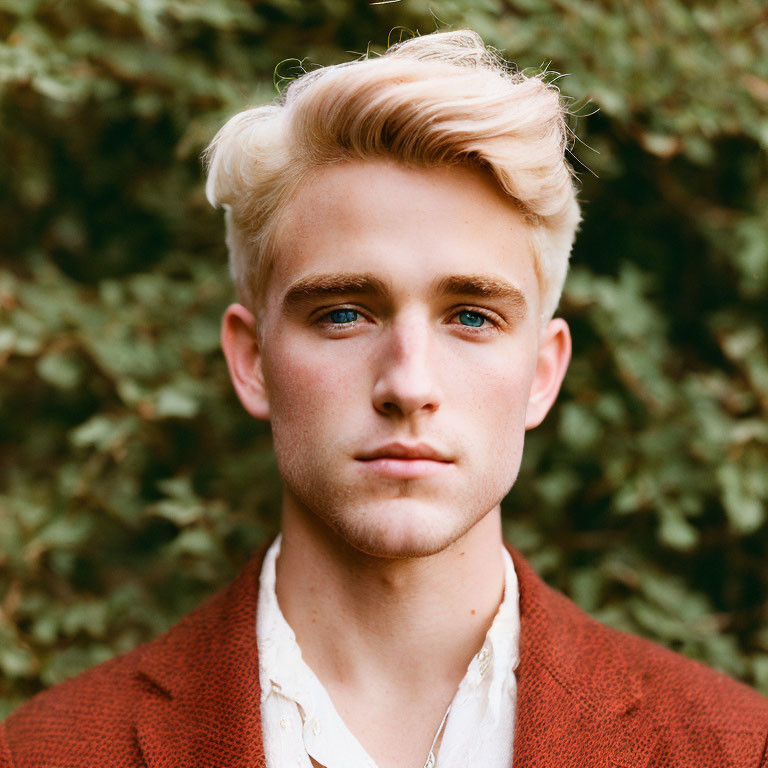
[132,540,656,768]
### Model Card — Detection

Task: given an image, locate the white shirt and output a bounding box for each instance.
[256,534,520,768]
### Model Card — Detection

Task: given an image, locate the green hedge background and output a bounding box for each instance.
[1,0,767,715]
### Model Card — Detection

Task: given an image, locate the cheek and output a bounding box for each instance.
[262,334,366,425]
[454,344,538,487]
[459,346,537,425]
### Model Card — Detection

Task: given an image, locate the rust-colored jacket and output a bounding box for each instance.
[2,544,768,767]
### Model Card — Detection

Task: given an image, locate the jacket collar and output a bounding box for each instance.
[133,540,656,768]
[508,545,657,768]
[134,542,270,768]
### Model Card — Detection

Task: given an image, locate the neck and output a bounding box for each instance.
[275,498,505,698]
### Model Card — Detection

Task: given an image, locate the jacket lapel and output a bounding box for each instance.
[508,546,658,768]
[133,544,271,768]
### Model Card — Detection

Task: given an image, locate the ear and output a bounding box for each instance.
[525,317,571,430]
[221,303,270,421]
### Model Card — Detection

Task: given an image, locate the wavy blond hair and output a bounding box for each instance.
[205,30,580,321]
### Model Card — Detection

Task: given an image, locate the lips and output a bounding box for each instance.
[356,442,453,462]
[355,443,454,479]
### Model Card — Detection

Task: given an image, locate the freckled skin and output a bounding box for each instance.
[226,159,570,560]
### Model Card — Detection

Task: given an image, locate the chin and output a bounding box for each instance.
[326,499,476,560]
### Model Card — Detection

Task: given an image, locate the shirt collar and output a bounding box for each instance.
[256,533,520,767]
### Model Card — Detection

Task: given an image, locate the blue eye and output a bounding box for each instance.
[458,310,486,328]
[327,309,359,324]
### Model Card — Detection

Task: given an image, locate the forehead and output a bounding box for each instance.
[267,159,540,311]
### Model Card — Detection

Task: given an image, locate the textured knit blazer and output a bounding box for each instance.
[2,543,768,768]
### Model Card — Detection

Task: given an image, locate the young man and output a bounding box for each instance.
[2,29,767,768]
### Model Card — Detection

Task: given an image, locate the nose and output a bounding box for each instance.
[371,314,442,419]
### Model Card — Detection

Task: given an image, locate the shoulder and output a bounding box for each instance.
[509,544,768,765]
[0,640,150,767]
[0,545,267,768]
[609,627,768,765]
[553,572,768,721]
[620,624,768,727]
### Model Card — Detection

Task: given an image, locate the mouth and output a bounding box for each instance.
[355,443,454,479]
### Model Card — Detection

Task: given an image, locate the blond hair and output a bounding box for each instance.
[205,30,580,321]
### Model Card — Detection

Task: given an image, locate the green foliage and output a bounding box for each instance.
[1,0,767,714]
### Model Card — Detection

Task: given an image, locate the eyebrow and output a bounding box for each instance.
[434,274,528,320]
[282,273,390,311]
[282,271,528,320]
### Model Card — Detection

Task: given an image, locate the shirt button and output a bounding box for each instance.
[312,719,322,736]
[478,647,490,662]
[280,717,289,730]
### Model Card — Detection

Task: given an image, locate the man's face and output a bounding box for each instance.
[223,160,570,558]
